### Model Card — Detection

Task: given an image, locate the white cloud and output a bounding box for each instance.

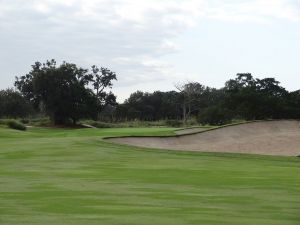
[0,0,299,100]
[203,0,300,23]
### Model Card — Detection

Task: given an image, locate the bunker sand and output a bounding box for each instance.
[109,120,300,156]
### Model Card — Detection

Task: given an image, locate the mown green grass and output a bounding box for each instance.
[0,126,299,225]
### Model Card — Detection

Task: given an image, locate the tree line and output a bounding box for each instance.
[114,73,300,125]
[0,60,299,126]
[1,60,117,125]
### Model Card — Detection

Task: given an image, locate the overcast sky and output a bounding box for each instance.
[0,0,300,102]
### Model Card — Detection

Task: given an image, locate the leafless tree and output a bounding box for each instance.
[175,81,205,125]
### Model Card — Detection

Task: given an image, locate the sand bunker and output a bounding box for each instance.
[109,120,300,156]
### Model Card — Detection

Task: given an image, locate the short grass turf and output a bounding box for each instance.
[0,126,300,225]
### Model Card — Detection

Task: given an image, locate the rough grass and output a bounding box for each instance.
[0,127,300,225]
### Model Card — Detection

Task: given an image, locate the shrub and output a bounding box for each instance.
[166,120,182,127]
[30,117,51,127]
[20,118,30,124]
[7,120,27,131]
[186,118,198,126]
[0,119,11,125]
[90,121,116,128]
[198,106,232,126]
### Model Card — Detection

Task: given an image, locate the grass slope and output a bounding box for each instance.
[0,127,299,225]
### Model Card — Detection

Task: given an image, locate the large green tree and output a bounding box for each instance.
[0,89,32,118]
[15,60,117,125]
[224,74,288,120]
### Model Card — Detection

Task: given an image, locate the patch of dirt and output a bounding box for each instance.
[109,120,300,156]
[81,124,97,129]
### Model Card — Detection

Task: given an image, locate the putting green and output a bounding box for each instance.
[0,126,299,225]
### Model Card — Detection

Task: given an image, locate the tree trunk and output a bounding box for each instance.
[182,101,187,126]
